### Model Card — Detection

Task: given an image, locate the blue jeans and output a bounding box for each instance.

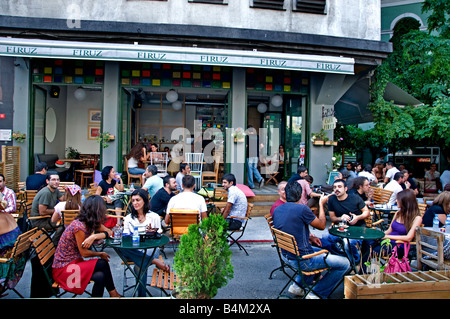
[320,232,362,263]
[128,167,145,175]
[119,248,160,297]
[246,157,263,188]
[282,246,350,298]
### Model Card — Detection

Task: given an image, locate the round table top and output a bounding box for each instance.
[106,234,169,249]
[329,225,385,240]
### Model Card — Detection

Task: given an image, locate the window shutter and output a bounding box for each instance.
[294,0,326,14]
[251,0,285,10]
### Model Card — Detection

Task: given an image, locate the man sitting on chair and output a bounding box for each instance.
[26,162,48,190]
[141,165,164,198]
[150,175,177,218]
[272,180,350,299]
[221,174,248,231]
[0,174,16,215]
[165,174,207,225]
[175,163,191,192]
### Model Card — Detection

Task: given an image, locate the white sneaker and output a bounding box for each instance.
[305,291,320,299]
[288,283,304,296]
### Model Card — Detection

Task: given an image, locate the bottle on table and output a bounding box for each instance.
[433,215,440,231]
[132,226,140,246]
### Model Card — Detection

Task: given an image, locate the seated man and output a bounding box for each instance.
[273,180,351,299]
[150,175,177,218]
[221,173,248,230]
[26,162,48,190]
[29,173,65,245]
[287,165,308,183]
[0,174,16,214]
[141,164,164,198]
[270,181,287,216]
[175,163,191,192]
[383,161,400,184]
[384,172,407,206]
[348,176,371,207]
[165,174,207,225]
[319,179,370,263]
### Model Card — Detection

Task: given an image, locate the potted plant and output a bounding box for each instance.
[65,146,80,159]
[311,129,328,145]
[232,128,245,143]
[96,132,115,149]
[173,213,234,299]
[12,131,26,143]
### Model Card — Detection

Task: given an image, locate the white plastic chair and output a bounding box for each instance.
[184,153,204,190]
[149,152,169,176]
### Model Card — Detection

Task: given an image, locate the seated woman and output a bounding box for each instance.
[371,189,423,259]
[51,184,82,224]
[422,191,450,228]
[96,166,125,227]
[52,195,121,297]
[127,142,149,175]
[0,194,22,297]
[120,188,168,297]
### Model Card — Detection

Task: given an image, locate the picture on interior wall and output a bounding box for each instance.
[88,125,101,140]
[88,109,101,124]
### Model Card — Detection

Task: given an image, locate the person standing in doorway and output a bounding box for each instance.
[246,125,264,189]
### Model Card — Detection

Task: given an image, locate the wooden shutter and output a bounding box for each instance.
[2,146,20,192]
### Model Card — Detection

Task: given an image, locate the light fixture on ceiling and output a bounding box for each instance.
[257,103,267,113]
[74,87,86,101]
[270,94,283,107]
[166,89,178,103]
[172,100,182,110]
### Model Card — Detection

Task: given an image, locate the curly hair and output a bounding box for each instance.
[77,195,107,233]
[127,142,146,160]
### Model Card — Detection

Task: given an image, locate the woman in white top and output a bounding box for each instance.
[120,188,168,297]
[126,142,149,175]
[51,184,82,223]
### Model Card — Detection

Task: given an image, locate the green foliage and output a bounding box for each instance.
[173,213,234,299]
[422,0,450,38]
[65,146,80,159]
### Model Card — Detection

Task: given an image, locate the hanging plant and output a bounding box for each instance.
[96,132,115,148]
[12,131,26,143]
[232,128,245,143]
[311,129,328,145]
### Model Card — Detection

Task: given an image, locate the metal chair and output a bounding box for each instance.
[227,203,253,256]
[184,153,204,191]
[264,213,283,280]
[149,152,169,176]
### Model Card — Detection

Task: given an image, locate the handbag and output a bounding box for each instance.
[384,242,411,273]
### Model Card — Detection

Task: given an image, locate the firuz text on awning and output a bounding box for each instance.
[0,37,354,75]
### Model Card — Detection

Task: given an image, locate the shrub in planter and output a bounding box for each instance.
[173,213,234,299]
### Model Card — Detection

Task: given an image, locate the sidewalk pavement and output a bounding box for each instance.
[3,216,345,299]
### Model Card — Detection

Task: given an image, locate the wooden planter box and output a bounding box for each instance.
[313,140,325,145]
[345,270,450,299]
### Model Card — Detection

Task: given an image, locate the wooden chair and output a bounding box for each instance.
[0,227,38,298]
[29,229,92,297]
[227,203,253,256]
[124,157,143,186]
[264,213,284,280]
[271,227,330,299]
[210,185,228,212]
[58,181,75,193]
[370,187,393,205]
[60,209,80,227]
[418,203,427,217]
[168,208,199,249]
[74,154,99,188]
[415,227,450,271]
[201,155,221,186]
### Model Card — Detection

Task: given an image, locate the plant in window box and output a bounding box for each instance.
[232,128,245,143]
[173,213,234,299]
[96,132,115,149]
[12,131,26,143]
[311,129,328,145]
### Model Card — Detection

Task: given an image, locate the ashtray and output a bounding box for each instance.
[337,228,347,232]
[140,228,161,241]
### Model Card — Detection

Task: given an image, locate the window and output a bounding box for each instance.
[250,0,285,10]
[188,0,228,4]
[293,0,326,14]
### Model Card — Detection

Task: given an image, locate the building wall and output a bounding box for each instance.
[1,0,381,40]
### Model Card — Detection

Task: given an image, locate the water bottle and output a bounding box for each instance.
[81,193,86,203]
[433,215,440,231]
[130,183,135,191]
[445,215,450,233]
[132,226,140,246]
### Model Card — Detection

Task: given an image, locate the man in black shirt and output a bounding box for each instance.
[150,175,177,218]
[287,165,308,183]
[319,179,370,263]
[26,162,48,190]
[348,176,371,206]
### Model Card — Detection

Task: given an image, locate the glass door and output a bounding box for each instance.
[30,86,47,173]
[118,88,132,172]
[285,96,306,178]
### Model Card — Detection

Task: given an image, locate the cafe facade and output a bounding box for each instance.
[0,1,391,184]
